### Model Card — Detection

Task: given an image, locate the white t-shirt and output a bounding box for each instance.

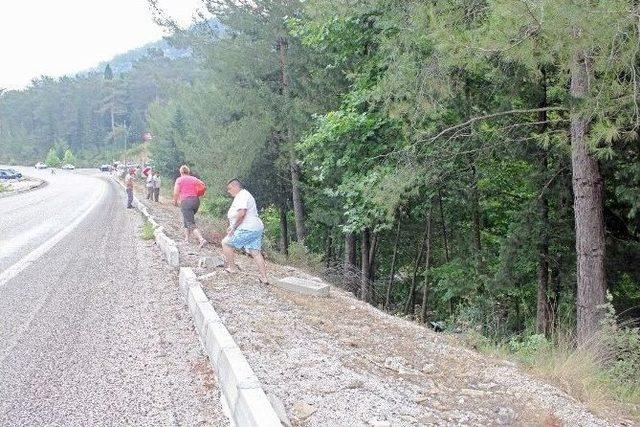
[228,189,264,231]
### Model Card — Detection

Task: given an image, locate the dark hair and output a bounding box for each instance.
[227,178,244,189]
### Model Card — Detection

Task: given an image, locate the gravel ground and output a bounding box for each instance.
[0,177,227,426]
[134,185,626,427]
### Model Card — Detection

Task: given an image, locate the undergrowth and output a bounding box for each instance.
[140,220,155,240]
[463,293,640,420]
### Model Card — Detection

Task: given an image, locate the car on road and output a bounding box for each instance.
[62,164,76,170]
[3,169,23,179]
[0,169,20,180]
[35,162,47,169]
[99,164,112,172]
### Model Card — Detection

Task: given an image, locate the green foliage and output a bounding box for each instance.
[45,147,61,168]
[63,148,76,165]
[140,219,156,240]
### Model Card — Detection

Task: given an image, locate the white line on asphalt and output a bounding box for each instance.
[0,180,107,288]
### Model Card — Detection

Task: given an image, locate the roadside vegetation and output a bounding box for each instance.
[140,220,156,241]
[1,0,639,417]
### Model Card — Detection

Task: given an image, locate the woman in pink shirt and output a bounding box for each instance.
[173,165,207,248]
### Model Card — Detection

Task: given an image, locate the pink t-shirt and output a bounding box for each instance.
[174,175,202,201]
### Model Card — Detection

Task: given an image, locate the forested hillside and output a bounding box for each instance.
[1,0,639,407]
[0,46,202,165]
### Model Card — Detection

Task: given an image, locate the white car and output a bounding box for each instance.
[35,162,48,169]
[62,164,75,170]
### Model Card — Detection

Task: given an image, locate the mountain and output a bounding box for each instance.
[92,39,191,75]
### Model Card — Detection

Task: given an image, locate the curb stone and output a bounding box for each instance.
[113,176,180,268]
[180,267,282,427]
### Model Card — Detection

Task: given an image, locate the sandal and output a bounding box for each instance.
[258,277,270,285]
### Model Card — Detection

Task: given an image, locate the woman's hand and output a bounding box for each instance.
[226,225,235,237]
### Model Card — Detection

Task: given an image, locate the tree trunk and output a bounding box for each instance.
[438,190,450,263]
[279,205,289,256]
[344,233,357,292]
[471,165,483,269]
[278,37,306,242]
[420,205,434,323]
[536,69,552,337]
[385,221,401,309]
[361,228,371,302]
[325,232,333,269]
[404,214,431,315]
[570,45,606,346]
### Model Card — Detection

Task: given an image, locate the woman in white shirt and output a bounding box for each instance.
[221,179,268,284]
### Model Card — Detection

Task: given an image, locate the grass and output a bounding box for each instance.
[464,325,640,422]
[140,219,156,240]
[0,182,8,193]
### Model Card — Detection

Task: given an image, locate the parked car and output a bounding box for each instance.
[100,164,112,172]
[62,164,75,170]
[35,162,47,169]
[0,169,19,180]
[6,169,22,178]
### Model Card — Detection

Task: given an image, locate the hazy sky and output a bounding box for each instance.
[0,0,203,90]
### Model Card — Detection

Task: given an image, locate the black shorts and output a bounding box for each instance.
[180,196,200,229]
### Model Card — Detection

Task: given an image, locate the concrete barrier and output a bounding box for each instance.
[154,228,180,268]
[181,267,281,427]
[275,277,330,297]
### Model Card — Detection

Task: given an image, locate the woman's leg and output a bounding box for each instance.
[193,228,207,248]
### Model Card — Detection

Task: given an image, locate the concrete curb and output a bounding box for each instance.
[180,267,281,427]
[113,176,180,269]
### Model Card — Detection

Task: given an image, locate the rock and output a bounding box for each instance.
[346,379,363,389]
[267,393,292,427]
[414,394,430,404]
[383,356,407,372]
[497,407,515,419]
[384,356,418,375]
[461,388,487,398]
[292,402,317,420]
[368,419,391,427]
[197,256,225,269]
[422,363,436,374]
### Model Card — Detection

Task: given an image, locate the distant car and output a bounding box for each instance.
[100,164,112,172]
[0,169,19,180]
[35,162,47,169]
[62,164,75,170]
[6,169,22,179]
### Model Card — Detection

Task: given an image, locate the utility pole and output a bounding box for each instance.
[123,122,128,168]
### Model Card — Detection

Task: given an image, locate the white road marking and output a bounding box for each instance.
[0,180,107,288]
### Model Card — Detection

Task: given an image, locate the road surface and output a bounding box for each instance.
[0,167,227,426]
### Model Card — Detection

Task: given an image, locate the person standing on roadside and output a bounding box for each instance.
[153,171,161,202]
[146,170,155,200]
[221,179,268,284]
[173,165,207,248]
[124,168,136,209]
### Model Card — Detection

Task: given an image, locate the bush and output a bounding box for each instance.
[140,220,155,240]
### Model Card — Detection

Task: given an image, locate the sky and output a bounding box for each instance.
[0,0,203,90]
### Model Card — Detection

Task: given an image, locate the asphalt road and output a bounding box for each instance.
[0,168,227,426]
